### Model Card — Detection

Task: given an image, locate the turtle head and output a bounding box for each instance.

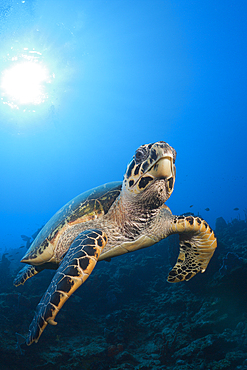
[123,141,176,208]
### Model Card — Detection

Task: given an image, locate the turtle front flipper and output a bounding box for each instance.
[14,265,44,287]
[167,216,217,283]
[26,229,107,345]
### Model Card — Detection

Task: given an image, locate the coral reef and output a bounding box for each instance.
[0,217,246,369]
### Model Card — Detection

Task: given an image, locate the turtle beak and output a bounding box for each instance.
[148,156,176,194]
[149,156,175,180]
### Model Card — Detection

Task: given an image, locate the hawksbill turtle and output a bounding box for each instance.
[14,141,217,345]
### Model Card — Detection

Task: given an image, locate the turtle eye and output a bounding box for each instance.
[135,147,149,163]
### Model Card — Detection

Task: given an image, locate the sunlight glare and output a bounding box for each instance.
[1,62,50,106]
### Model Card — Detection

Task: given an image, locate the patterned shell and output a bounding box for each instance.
[23,182,122,259]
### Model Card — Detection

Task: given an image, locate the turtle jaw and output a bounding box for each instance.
[148,156,175,181]
[148,156,176,195]
[129,156,176,195]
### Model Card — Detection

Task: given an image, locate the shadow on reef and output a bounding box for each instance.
[0,216,247,370]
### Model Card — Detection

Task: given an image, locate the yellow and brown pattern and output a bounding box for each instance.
[26,229,107,345]
[20,183,121,265]
[14,265,42,286]
[168,216,217,282]
[14,141,218,346]
[123,141,176,195]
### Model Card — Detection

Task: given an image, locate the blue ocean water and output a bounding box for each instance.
[0,1,247,368]
[0,0,246,253]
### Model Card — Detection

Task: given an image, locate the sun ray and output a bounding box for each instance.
[1,61,51,106]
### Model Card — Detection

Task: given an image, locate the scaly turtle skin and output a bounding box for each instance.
[14,141,217,345]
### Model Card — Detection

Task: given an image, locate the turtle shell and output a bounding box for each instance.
[21,182,122,264]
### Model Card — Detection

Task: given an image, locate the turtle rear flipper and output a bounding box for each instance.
[26,229,107,345]
[168,216,217,283]
[14,265,44,286]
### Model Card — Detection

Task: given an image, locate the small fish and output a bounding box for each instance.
[20,245,25,248]
[189,205,193,208]
[21,235,30,241]
[233,207,239,211]
[205,208,210,211]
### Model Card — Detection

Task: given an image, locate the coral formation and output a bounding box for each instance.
[0,217,246,369]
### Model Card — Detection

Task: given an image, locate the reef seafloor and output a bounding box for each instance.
[0,216,247,370]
